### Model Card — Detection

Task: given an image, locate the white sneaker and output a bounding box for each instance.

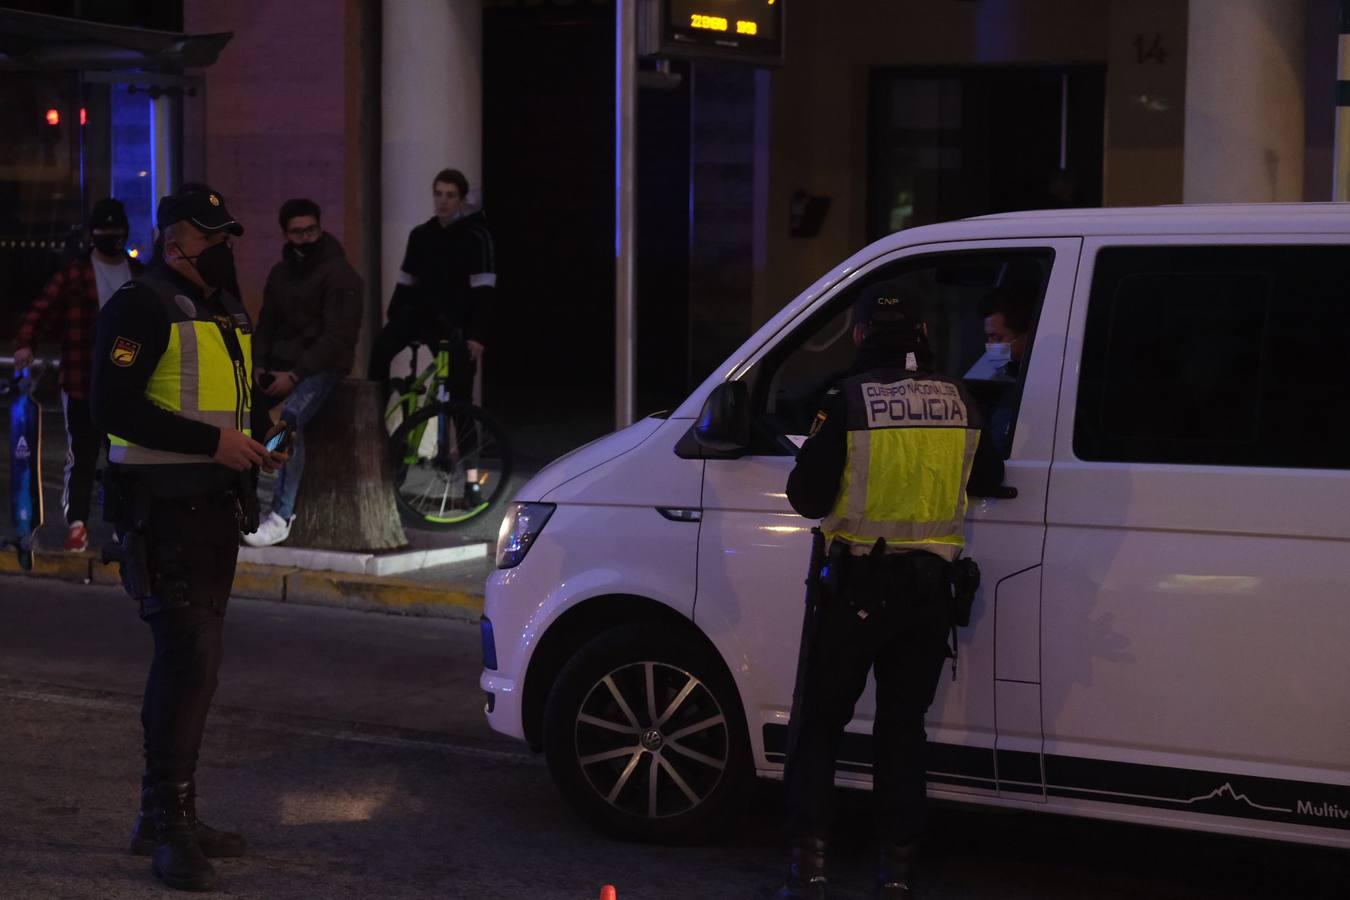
[243,511,294,547]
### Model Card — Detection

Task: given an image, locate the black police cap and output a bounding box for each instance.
[156,186,244,236]
[853,281,922,328]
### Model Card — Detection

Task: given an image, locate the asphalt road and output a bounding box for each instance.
[0,579,1346,899]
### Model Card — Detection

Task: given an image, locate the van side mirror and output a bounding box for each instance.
[693,381,751,453]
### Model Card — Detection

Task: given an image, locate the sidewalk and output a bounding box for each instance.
[0,385,616,620]
[0,545,494,621]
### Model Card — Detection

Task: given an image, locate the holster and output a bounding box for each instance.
[100,473,154,604]
[236,466,260,535]
[949,557,981,627]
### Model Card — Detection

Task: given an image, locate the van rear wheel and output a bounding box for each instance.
[542,623,751,843]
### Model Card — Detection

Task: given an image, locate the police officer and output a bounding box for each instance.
[91,186,285,892]
[772,283,1005,900]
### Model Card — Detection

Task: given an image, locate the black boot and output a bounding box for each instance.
[876,842,918,899]
[772,837,828,900]
[131,777,246,858]
[149,781,218,892]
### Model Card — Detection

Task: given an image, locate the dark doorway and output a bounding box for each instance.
[867,66,1106,239]
[482,5,615,429]
[483,3,695,459]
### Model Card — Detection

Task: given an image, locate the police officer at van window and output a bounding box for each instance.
[91,186,286,893]
[771,283,1004,900]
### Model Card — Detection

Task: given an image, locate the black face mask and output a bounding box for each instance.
[285,241,316,264]
[92,234,126,256]
[180,241,238,293]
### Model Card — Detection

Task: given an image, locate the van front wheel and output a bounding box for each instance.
[542,623,751,843]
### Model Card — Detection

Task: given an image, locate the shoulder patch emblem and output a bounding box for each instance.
[110,337,141,367]
[808,410,828,438]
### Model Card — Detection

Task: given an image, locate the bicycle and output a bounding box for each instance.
[383,337,512,529]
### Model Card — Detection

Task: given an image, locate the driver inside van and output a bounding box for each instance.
[977,282,1037,456]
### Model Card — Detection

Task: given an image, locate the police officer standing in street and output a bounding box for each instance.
[91,186,286,892]
[772,283,1005,900]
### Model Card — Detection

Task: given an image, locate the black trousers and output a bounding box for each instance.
[139,496,239,784]
[783,554,953,845]
[367,307,475,406]
[60,393,100,525]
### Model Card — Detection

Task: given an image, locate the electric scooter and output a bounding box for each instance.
[2,363,44,571]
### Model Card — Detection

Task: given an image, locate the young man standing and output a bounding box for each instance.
[12,198,142,551]
[367,167,495,401]
[366,169,496,509]
[245,198,363,547]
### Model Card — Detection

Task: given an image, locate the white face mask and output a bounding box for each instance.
[985,342,1012,361]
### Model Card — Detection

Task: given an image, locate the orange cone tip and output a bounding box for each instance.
[600,886,617,900]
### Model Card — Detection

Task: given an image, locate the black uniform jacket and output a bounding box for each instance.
[786,351,1006,520]
[91,263,265,497]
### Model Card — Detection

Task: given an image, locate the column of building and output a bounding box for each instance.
[1184,0,1308,202]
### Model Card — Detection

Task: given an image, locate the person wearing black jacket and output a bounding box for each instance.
[245,198,363,547]
[770,282,1004,900]
[366,168,495,402]
[92,186,287,892]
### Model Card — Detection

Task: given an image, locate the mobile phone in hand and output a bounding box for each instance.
[264,421,293,455]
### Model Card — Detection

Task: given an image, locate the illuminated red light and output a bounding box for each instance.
[45,108,60,126]
[80,107,87,125]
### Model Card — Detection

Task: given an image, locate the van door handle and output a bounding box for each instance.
[656,507,702,523]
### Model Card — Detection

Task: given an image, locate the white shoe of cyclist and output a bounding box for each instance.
[243,511,294,548]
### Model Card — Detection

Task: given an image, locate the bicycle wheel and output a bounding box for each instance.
[387,400,513,529]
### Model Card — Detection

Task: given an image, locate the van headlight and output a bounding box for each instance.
[496,502,555,569]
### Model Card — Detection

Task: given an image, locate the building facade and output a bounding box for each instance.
[3,0,1343,415]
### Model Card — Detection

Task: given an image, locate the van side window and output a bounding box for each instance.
[748,249,1054,457]
[1075,245,1350,469]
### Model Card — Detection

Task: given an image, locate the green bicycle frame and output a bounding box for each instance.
[391,342,452,465]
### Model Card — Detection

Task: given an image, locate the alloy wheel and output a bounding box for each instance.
[573,660,729,820]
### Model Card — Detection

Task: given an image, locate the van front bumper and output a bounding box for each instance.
[480,668,525,740]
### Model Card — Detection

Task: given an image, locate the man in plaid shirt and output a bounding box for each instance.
[11,198,143,551]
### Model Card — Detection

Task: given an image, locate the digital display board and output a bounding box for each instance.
[640,0,785,67]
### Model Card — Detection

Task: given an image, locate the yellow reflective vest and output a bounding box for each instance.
[107,273,253,466]
[821,370,981,561]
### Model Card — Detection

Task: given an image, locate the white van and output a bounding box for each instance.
[480,204,1350,849]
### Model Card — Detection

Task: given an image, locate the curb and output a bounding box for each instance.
[0,549,484,621]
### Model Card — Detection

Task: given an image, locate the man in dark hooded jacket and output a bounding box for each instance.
[366,167,495,403]
[246,198,362,547]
